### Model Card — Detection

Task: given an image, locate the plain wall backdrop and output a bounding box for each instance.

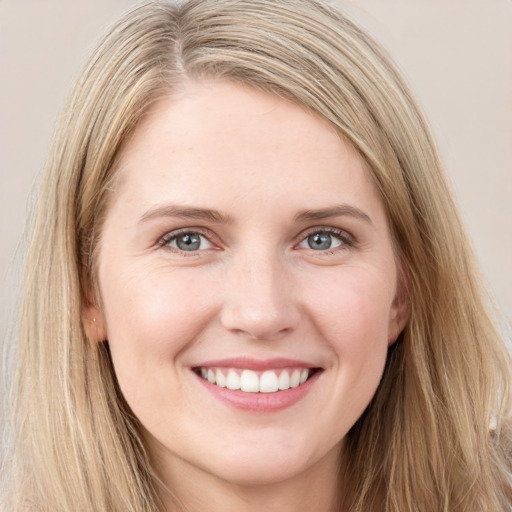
[1,0,511,350]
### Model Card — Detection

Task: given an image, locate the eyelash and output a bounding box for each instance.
[158,228,216,255]
[157,226,355,256]
[296,227,355,255]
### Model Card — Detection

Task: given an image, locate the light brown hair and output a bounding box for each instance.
[3,1,511,510]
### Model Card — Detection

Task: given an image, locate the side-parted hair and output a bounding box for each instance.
[3,1,511,510]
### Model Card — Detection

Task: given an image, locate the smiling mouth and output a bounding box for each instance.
[193,367,321,393]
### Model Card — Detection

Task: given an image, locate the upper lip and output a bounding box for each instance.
[192,357,320,371]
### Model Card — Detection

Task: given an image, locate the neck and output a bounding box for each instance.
[155,447,343,512]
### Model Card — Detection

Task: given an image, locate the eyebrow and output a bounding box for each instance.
[139,204,232,224]
[294,204,374,226]
[139,203,373,227]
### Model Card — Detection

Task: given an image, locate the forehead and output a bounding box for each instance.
[111,80,383,218]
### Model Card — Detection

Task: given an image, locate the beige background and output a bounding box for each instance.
[1,0,511,346]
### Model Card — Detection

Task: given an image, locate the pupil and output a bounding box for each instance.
[308,233,331,250]
[177,233,201,251]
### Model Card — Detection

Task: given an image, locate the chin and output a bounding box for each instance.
[197,436,338,488]
[204,457,310,487]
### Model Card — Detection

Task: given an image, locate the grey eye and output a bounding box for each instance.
[299,232,343,251]
[308,233,332,250]
[168,232,212,251]
[177,233,201,251]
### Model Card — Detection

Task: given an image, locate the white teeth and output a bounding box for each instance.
[240,370,259,392]
[226,369,241,390]
[259,370,279,393]
[290,369,301,388]
[199,367,314,393]
[215,369,226,388]
[278,370,290,390]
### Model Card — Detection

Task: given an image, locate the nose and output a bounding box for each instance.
[220,252,301,341]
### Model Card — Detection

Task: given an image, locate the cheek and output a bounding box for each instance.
[99,264,218,381]
[294,267,395,446]
[305,267,394,394]
[301,266,395,362]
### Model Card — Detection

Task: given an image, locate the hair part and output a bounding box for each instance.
[4,1,511,510]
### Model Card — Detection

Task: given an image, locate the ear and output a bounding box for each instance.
[82,304,108,343]
[388,264,411,345]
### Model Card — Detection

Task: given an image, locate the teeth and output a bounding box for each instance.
[278,370,290,390]
[290,369,300,388]
[240,370,259,392]
[260,370,279,393]
[198,367,313,393]
[226,369,241,390]
[215,369,226,388]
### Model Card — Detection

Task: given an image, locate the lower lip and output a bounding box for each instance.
[194,370,322,413]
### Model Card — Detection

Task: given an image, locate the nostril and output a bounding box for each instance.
[220,300,301,341]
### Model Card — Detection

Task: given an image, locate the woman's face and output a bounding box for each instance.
[89,81,407,488]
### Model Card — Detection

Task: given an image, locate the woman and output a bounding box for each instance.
[3,0,511,510]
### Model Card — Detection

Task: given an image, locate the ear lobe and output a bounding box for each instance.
[388,264,411,345]
[388,296,410,345]
[82,305,107,343]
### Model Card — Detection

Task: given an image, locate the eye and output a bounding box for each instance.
[297,229,350,252]
[161,231,214,252]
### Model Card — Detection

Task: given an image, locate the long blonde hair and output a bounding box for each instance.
[3,1,511,510]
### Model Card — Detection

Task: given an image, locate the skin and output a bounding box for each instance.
[86,80,408,512]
